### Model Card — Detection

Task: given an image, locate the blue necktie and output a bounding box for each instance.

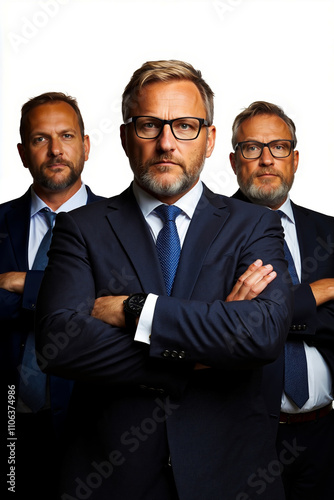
[155,204,182,296]
[20,208,57,412]
[277,210,309,408]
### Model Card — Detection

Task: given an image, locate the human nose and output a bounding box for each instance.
[48,137,63,157]
[259,145,274,165]
[156,124,176,151]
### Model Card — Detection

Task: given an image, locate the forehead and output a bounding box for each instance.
[25,101,79,133]
[130,80,206,118]
[238,114,292,141]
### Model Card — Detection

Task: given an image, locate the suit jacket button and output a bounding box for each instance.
[171,350,178,358]
[179,351,186,359]
[162,350,171,358]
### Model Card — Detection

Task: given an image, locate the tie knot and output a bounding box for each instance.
[276,209,284,219]
[155,204,182,223]
[41,208,57,228]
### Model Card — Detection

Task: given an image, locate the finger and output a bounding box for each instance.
[241,264,273,289]
[245,271,277,299]
[236,259,263,284]
[229,265,275,301]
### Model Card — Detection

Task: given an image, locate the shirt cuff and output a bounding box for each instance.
[134,293,158,344]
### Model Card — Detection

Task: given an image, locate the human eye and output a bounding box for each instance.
[63,133,74,139]
[271,141,290,154]
[141,118,160,130]
[273,141,286,149]
[245,142,261,152]
[174,118,197,131]
[32,136,46,145]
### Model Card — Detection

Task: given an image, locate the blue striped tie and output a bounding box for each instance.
[155,204,182,296]
[277,210,309,408]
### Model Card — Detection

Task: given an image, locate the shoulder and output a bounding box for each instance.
[0,189,31,216]
[58,186,133,222]
[292,201,334,227]
[84,185,107,204]
[203,185,275,222]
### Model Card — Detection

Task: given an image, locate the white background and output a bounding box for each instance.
[1,0,333,216]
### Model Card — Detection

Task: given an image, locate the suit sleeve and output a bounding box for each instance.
[35,213,188,393]
[0,289,22,320]
[22,270,45,311]
[150,210,294,370]
[36,208,293,379]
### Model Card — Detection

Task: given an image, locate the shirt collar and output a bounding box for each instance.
[132,180,203,220]
[274,195,295,225]
[30,183,88,216]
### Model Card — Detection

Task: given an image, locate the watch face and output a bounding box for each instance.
[128,294,147,314]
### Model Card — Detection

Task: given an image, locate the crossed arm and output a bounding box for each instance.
[0,272,26,294]
[91,259,277,328]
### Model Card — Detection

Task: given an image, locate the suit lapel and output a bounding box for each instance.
[292,203,317,283]
[172,186,229,299]
[105,187,166,295]
[6,190,31,270]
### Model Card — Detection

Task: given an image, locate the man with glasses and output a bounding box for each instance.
[230,101,334,500]
[36,63,293,500]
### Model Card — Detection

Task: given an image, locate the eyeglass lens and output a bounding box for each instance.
[135,117,202,140]
[241,140,293,159]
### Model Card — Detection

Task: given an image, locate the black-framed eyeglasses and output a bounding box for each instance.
[124,116,209,140]
[235,140,295,159]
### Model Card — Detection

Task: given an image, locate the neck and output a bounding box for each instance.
[32,179,82,211]
[135,178,199,205]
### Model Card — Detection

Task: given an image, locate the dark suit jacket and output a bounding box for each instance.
[0,185,103,434]
[36,184,294,500]
[233,189,334,427]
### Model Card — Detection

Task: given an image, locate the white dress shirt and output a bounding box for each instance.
[18,183,89,413]
[276,197,333,413]
[28,183,88,268]
[132,180,203,345]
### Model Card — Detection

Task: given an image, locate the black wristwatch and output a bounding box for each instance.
[123,293,148,334]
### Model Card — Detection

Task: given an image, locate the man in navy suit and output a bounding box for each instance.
[229,101,334,499]
[36,62,293,500]
[0,92,103,500]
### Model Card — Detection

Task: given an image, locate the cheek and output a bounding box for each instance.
[236,164,255,182]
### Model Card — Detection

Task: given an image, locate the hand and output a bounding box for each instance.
[309,279,334,306]
[0,272,26,294]
[225,259,276,302]
[91,295,128,327]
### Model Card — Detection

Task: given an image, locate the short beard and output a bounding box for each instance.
[34,156,84,191]
[134,154,206,197]
[237,170,294,208]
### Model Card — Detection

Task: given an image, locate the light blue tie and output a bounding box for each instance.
[277,210,309,408]
[20,208,56,412]
[155,204,182,296]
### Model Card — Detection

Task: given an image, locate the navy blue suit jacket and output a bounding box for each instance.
[233,189,334,427]
[36,184,294,500]
[0,185,103,434]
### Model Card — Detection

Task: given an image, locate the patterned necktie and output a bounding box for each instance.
[155,204,182,296]
[20,208,57,412]
[277,210,309,408]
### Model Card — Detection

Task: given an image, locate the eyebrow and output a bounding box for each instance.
[30,128,78,138]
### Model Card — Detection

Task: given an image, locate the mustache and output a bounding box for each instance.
[144,154,185,169]
[255,168,282,177]
[43,157,73,169]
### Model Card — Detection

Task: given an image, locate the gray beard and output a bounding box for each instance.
[237,174,294,208]
[136,156,206,197]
